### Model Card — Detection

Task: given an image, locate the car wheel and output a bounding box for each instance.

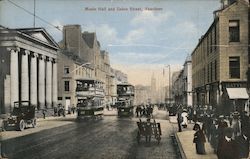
[19,120,25,131]
[32,118,37,128]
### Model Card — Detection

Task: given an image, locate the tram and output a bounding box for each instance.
[115,83,135,117]
[75,79,105,120]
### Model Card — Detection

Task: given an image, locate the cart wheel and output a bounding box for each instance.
[18,120,25,131]
[32,118,37,128]
[137,131,141,144]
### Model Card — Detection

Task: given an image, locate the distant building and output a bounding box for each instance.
[0,26,59,115]
[172,55,192,106]
[111,68,128,84]
[192,0,250,114]
[134,85,151,105]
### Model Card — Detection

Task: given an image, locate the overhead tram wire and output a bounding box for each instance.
[7,0,62,32]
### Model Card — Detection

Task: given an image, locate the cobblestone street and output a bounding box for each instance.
[1,110,180,159]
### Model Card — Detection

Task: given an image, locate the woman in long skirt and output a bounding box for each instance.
[193,123,206,154]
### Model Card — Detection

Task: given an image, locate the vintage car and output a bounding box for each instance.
[3,101,36,131]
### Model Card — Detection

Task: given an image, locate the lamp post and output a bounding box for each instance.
[164,64,171,104]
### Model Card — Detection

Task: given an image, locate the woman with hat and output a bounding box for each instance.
[181,109,188,128]
[193,123,206,154]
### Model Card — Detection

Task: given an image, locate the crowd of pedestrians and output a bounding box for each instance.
[190,106,250,159]
[135,105,154,118]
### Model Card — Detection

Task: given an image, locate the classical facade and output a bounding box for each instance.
[192,0,249,113]
[0,26,59,115]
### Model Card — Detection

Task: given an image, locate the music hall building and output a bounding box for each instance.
[0,26,59,115]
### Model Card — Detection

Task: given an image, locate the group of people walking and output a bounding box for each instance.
[192,110,250,159]
[135,105,154,117]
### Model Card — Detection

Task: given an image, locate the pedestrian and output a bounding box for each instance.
[145,118,152,145]
[136,106,140,117]
[177,109,182,132]
[231,111,241,138]
[53,106,58,116]
[210,119,219,153]
[193,123,206,154]
[217,127,240,159]
[181,109,188,128]
[42,109,46,119]
[72,106,75,114]
[235,130,249,159]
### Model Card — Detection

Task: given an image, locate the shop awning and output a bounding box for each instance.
[226,88,249,99]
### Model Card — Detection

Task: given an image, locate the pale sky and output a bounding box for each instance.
[0,0,221,85]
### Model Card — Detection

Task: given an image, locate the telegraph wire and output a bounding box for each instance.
[6,0,62,32]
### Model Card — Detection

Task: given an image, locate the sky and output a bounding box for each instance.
[0,0,221,86]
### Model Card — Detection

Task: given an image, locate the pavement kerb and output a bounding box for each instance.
[174,132,187,159]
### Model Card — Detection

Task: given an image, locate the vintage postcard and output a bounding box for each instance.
[0,0,249,158]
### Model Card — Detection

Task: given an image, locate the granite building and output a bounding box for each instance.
[0,26,59,115]
[192,0,249,113]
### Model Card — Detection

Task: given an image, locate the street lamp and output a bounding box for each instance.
[164,64,171,104]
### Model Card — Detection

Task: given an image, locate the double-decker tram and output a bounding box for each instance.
[75,79,105,120]
[115,83,135,117]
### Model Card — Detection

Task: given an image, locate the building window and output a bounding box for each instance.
[229,57,240,78]
[64,81,70,91]
[229,20,240,42]
[64,67,70,74]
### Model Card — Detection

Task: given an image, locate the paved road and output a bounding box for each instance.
[2,110,179,159]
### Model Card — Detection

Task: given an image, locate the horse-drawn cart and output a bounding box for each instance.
[136,118,162,144]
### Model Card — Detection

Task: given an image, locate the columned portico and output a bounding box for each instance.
[39,55,46,109]
[46,57,53,108]
[30,53,38,106]
[9,48,19,108]
[0,26,59,116]
[21,50,30,101]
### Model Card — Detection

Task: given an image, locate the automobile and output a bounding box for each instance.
[3,101,36,131]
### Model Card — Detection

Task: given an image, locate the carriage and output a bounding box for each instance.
[136,118,162,144]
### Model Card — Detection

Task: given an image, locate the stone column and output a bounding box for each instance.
[30,53,38,107]
[46,57,52,108]
[21,50,29,101]
[52,59,58,107]
[9,47,19,108]
[38,55,46,109]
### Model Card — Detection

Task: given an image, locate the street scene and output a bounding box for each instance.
[1,0,250,158]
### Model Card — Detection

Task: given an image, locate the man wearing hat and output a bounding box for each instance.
[231,111,241,139]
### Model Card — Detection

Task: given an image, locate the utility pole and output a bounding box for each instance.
[33,0,36,27]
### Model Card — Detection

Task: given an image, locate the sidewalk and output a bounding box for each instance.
[175,130,217,159]
[1,114,76,141]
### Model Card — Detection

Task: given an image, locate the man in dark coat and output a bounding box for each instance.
[235,130,249,158]
[217,127,240,159]
[177,110,182,132]
[145,118,152,144]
